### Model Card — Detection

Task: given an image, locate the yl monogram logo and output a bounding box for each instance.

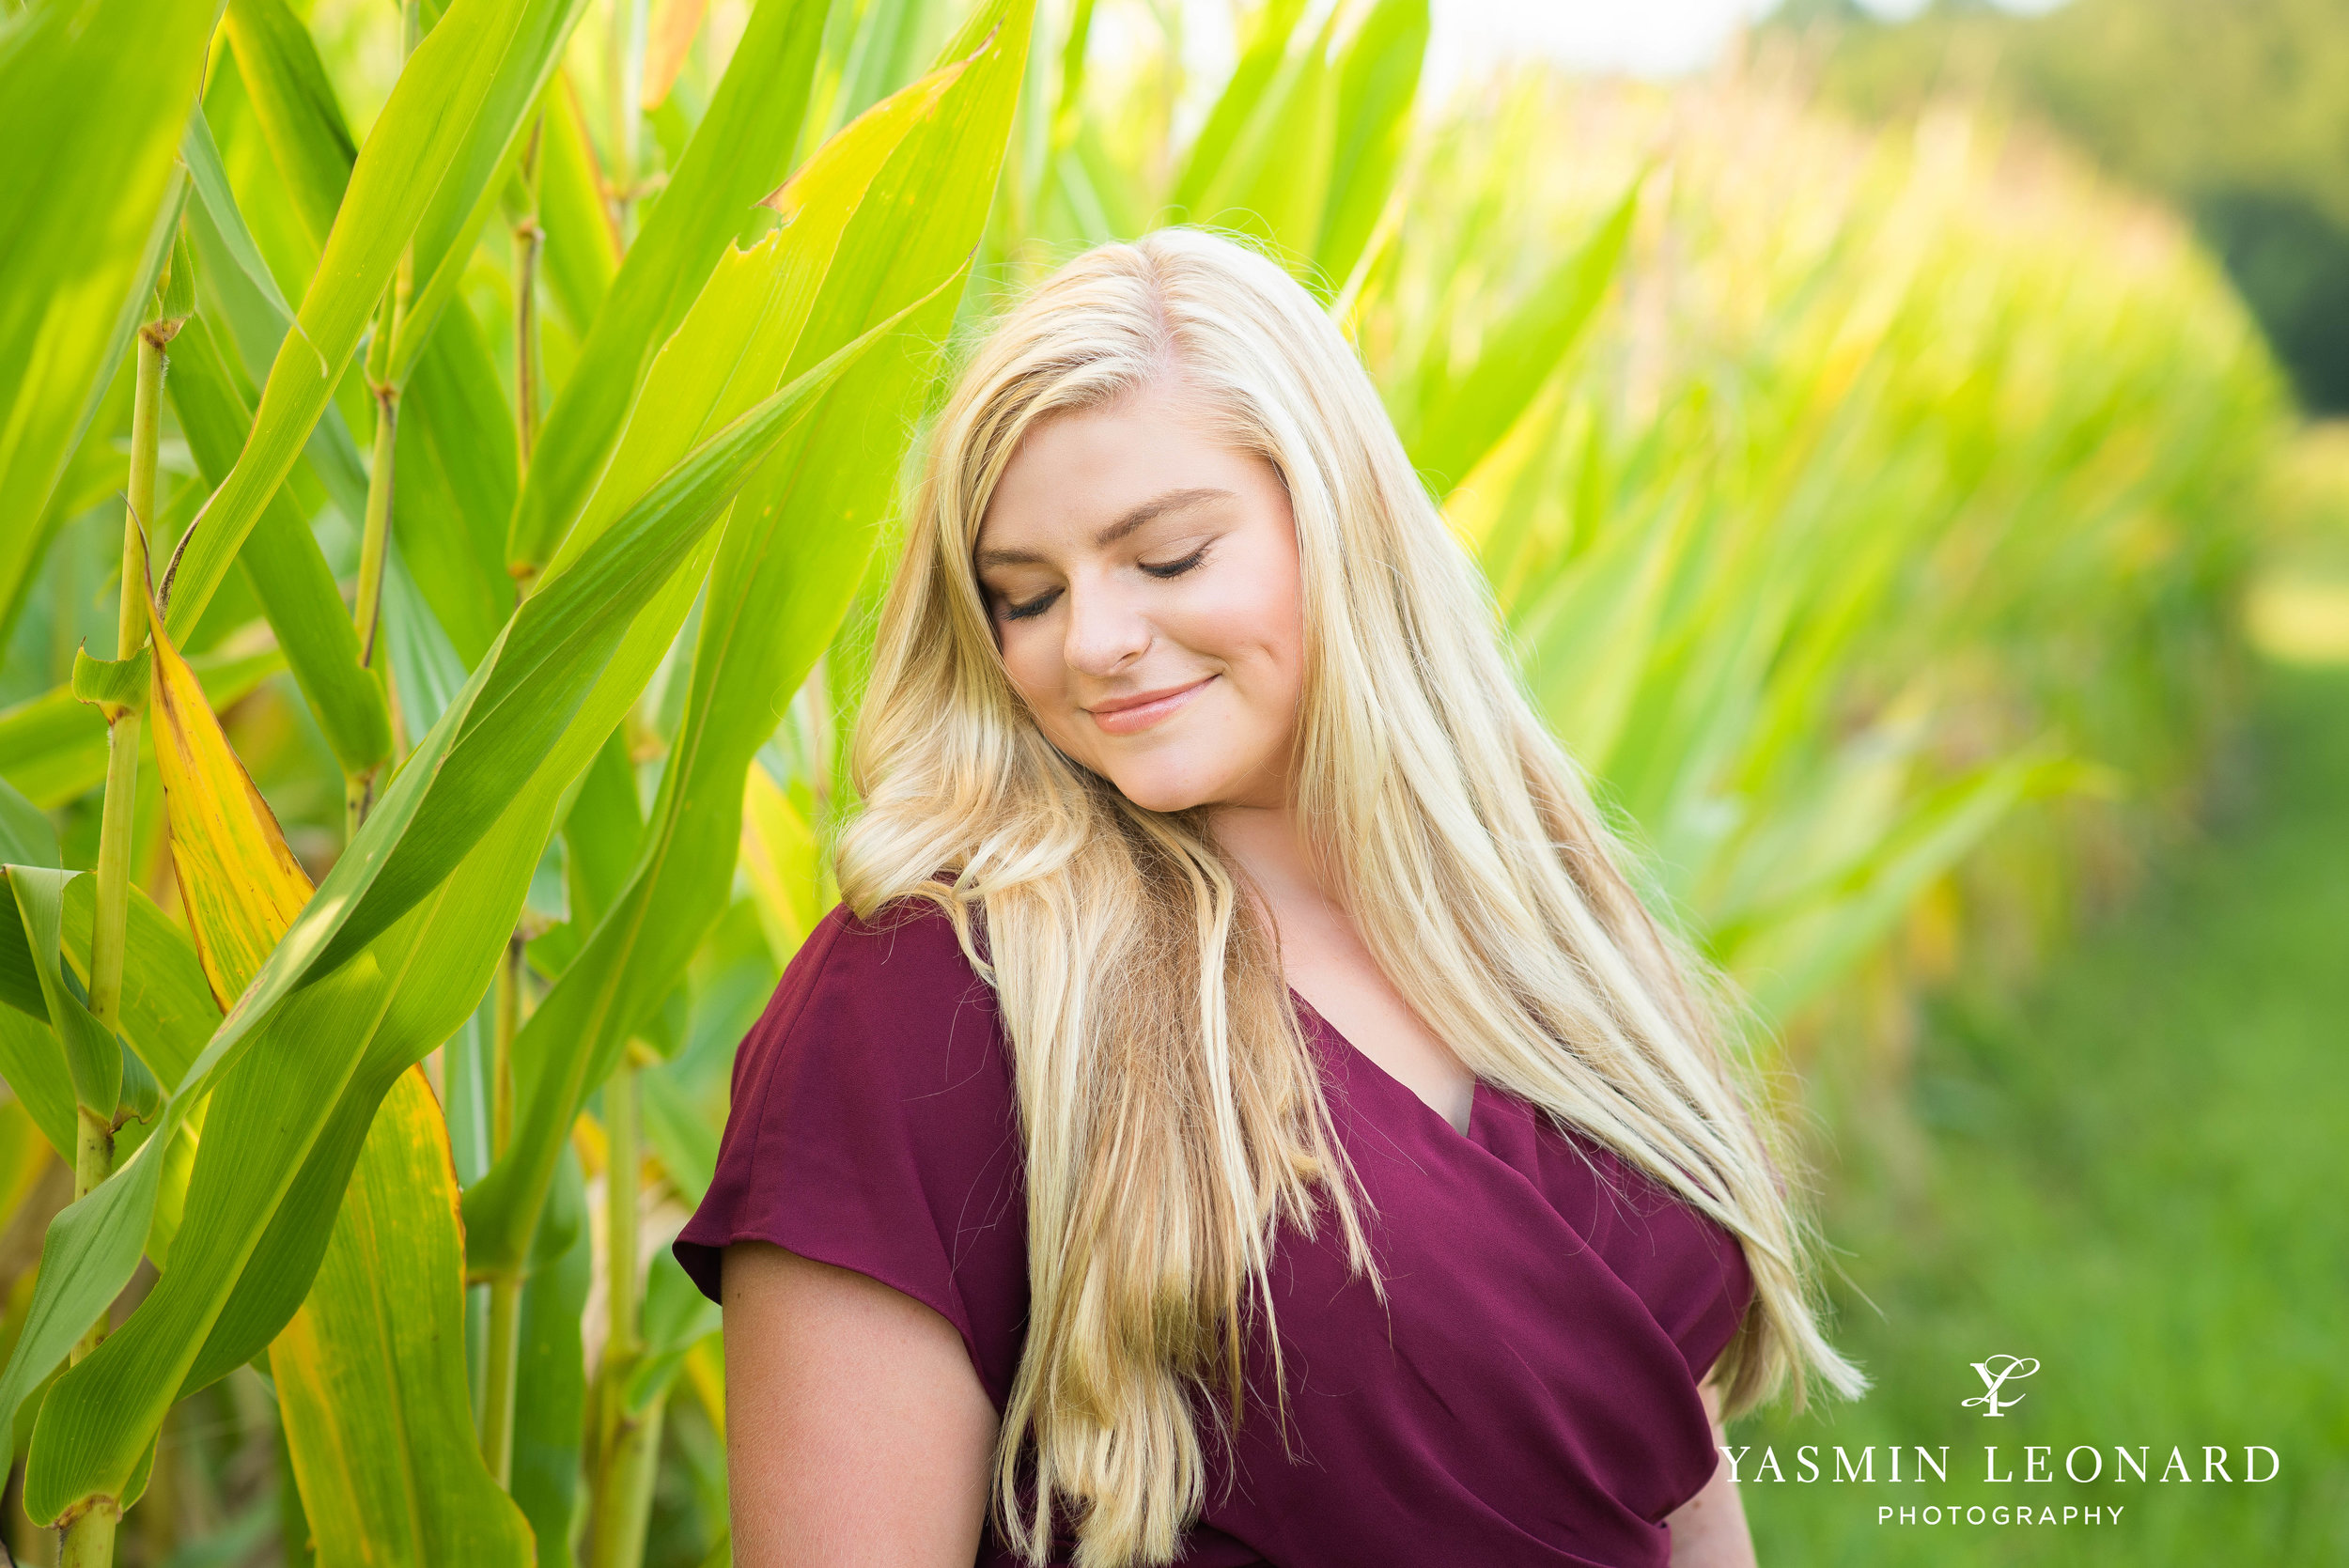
[1963,1354,2040,1417]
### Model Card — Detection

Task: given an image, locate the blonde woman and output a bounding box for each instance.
[675,228,1866,1568]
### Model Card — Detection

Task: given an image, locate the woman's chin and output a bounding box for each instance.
[1102,764,1230,816]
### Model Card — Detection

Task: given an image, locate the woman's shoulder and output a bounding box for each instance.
[677,893,1029,1388]
[739,893,1004,1102]
[795,891,988,987]
[753,892,985,1041]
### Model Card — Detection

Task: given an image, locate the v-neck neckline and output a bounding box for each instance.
[1290,988,1485,1142]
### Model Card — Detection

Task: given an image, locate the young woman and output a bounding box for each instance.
[675,228,1867,1567]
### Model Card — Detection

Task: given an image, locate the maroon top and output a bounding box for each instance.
[676,901,1754,1567]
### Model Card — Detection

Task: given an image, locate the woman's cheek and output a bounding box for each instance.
[1025,657,1106,768]
[1000,623,1053,698]
[1193,571,1303,695]
[999,633,1061,730]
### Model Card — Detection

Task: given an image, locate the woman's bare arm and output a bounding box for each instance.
[1666,1381,1757,1567]
[723,1242,999,1567]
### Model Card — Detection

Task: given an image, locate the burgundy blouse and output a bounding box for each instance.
[675,901,1754,1567]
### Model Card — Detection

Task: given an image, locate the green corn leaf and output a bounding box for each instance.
[386,0,598,384]
[0,906,78,1159]
[0,1127,171,1498]
[3,278,176,662]
[559,731,646,942]
[160,0,588,638]
[1066,116,1146,241]
[228,0,579,365]
[536,73,620,336]
[1599,484,1852,845]
[69,649,153,723]
[625,1252,720,1412]
[0,780,58,869]
[314,303,929,986]
[153,228,201,333]
[0,1005,149,1163]
[165,597,716,1403]
[464,0,1029,1282]
[1517,492,1695,782]
[183,105,301,330]
[505,0,832,576]
[397,318,522,667]
[829,0,954,134]
[0,0,219,650]
[221,0,358,252]
[0,648,285,811]
[9,563,701,1523]
[639,1060,720,1204]
[1403,181,1638,497]
[741,763,821,964]
[48,364,143,528]
[58,880,217,1097]
[169,316,395,779]
[5,869,122,1121]
[269,1069,535,1567]
[1191,6,1338,266]
[1734,755,2088,1018]
[180,123,382,538]
[1170,0,1311,215]
[509,1145,590,1568]
[0,860,163,1197]
[1314,0,1424,293]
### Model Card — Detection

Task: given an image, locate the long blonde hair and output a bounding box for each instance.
[836,227,1867,1565]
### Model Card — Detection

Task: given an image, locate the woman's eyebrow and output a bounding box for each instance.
[1093,487,1233,548]
[976,487,1234,568]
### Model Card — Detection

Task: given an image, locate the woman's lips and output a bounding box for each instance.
[1086,675,1214,736]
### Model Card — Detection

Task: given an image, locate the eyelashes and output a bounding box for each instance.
[996,544,1212,622]
[1139,544,1209,580]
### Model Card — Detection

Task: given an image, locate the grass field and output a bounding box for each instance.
[1735,660,2349,1564]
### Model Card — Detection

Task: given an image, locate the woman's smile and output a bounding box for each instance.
[1085,675,1216,735]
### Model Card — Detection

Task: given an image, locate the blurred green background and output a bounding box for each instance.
[1734,6,2349,1562]
[3,0,2345,1563]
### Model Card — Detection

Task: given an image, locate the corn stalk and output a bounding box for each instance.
[49,225,196,1568]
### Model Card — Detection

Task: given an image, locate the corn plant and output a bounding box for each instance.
[0,1,2294,1565]
[3,0,1038,1560]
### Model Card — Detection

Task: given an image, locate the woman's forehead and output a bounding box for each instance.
[977,400,1270,554]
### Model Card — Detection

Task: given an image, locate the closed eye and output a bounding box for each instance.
[1001,586,1061,622]
[1140,544,1209,579]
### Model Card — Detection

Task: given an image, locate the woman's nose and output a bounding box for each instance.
[1061,580,1151,676]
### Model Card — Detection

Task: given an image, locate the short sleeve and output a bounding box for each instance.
[1588,1145,1757,1385]
[671,899,1032,1408]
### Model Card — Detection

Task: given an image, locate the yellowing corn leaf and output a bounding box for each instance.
[141,591,311,1010]
[270,1069,535,1568]
[142,586,529,1564]
[640,0,708,110]
[740,764,820,965]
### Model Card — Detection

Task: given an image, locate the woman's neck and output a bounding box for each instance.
[1206,800,1480,1133]
[1205,800,1324,909]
